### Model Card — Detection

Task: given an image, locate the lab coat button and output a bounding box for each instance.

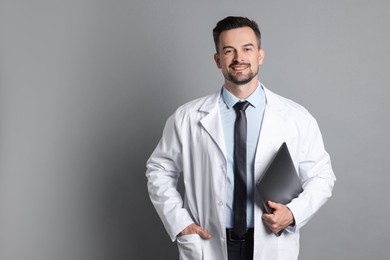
[218,201,223,206]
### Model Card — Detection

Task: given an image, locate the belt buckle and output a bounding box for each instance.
[228,229,246,242]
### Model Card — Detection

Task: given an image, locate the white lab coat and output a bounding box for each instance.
[146,86,335,260]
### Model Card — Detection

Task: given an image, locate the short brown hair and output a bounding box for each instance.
[212,16,261,52]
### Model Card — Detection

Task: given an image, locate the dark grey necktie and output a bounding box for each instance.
[233,100,250,237]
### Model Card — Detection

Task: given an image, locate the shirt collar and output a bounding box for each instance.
[221,82,265,109]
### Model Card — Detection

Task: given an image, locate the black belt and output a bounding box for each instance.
[226,228,254,242]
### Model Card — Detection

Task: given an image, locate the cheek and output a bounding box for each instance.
[219,59,229,69]
[251,57,260,67]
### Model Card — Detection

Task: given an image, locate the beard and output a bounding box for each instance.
[223,63,259,85]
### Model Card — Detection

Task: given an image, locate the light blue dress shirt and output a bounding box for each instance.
[219,82,266,228]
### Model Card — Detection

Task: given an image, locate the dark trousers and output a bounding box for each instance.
[226,229,254,260]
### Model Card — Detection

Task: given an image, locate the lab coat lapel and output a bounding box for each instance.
[199,91,227,158]
[254,87,288,181]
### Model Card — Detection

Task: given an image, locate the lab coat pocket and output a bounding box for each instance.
[177,234,203,260]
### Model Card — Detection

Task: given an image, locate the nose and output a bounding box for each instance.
[233,50,244,63]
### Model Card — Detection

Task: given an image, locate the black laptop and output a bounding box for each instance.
[256,142,303,234]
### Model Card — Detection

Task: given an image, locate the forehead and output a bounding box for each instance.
[218,26,258,49]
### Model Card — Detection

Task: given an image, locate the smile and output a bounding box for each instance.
[230,64,250,71]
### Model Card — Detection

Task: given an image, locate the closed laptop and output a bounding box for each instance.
[256,142,303,214]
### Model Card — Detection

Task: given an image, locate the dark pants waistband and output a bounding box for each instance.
[226,229,254,260]
[226,228,254,242]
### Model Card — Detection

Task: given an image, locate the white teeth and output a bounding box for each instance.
[233,66,247,71]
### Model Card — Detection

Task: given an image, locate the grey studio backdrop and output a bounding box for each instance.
[0,1,389,260]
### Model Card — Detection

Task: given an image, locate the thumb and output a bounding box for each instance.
[268,200,281,210]
[197,227,213,239]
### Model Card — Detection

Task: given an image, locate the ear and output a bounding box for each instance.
[258,48,265,65]
[214,53,221,69]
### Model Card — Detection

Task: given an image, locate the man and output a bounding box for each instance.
[146,16,335,260]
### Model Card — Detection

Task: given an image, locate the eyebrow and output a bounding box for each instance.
[222,46,234,50]
[243,43,255,48]
[222,43,255,50]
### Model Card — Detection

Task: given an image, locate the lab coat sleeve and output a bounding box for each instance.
[286,115,336,232]
[146,113,195,241]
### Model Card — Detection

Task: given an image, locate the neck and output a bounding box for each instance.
[224,80,258,100]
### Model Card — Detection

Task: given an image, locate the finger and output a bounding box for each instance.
[268,200,282,210]
[263,219,280,233]
[197,228,213,239]
[179,223,199,236]
[267,200,276,208]
[262,214,276,225]
[262,213,272,221]
[186,224,213,239]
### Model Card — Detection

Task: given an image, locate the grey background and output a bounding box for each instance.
[0,1,389,259]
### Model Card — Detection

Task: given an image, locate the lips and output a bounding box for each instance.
[230,63,250,71]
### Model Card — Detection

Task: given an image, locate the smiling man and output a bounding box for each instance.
[215,26,263,89]
[146,16,335,260]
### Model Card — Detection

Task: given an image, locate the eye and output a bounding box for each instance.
[223,48,236,55]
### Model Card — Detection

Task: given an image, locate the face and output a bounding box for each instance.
[214,27,264,86]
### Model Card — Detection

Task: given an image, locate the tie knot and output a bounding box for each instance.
[233,101,250,111]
